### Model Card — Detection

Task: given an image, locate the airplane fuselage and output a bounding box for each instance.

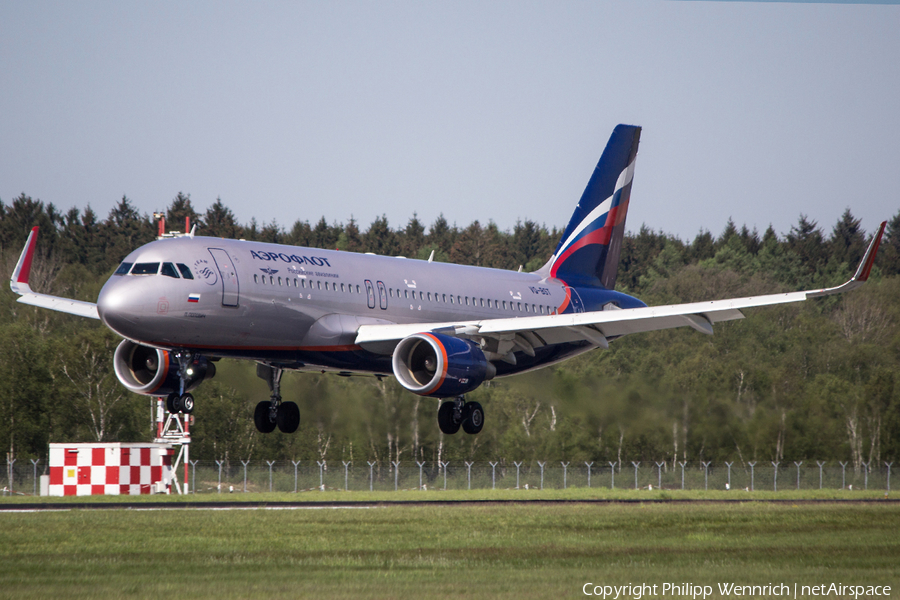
[96,235,646,377]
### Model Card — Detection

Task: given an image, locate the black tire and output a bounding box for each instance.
[277,401,300,434]
[180,393,195,414]
[437,401,460,435]
[254,401,277,433]
[171,394,184,414]
[462,401,484,435]
[166,393,178,414]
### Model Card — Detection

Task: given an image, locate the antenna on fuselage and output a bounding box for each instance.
[428,249,435,263]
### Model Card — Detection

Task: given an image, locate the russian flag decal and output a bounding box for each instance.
[188,293,200,303]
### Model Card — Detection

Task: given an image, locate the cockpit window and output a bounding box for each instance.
[160,263,180,278]
[176,264,194,279]
[131,262,160,275]
[114,262,133,276]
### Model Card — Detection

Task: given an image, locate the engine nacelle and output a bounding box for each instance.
[113,339,215,396]
[392,332,495,398]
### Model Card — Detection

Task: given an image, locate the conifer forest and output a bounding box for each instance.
[1,192,898,473]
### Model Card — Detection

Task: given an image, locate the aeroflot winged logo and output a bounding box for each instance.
[250,250,332,267]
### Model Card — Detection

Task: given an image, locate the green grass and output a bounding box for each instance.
[1,502,898,599]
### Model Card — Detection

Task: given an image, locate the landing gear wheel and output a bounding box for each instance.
[180,393,194,414]
[171,394,184,414]
[462,401,485,434]
[438,401,461,435]
[254,401,277,433]
[166,393,178,414]
[277,401,300,434]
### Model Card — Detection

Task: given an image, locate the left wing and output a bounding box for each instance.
[356,221,886,357]
[9,227,100,319]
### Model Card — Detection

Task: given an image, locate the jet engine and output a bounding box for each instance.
[392,332,495,398]
[113,339,215,396]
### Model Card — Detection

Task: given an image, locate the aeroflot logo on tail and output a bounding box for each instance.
[250,250,332,267]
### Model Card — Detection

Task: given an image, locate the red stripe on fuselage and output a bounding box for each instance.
[142,342,363,353]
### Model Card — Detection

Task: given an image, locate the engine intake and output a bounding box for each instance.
[113,339,215,396]
[392,332,495,398]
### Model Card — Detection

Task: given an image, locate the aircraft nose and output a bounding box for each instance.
[97,279,142,336]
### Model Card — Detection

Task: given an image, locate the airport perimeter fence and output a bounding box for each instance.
[2,458,894,496]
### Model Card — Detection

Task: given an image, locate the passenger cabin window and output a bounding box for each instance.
[114,262,133,276]
[160,263,179,278]
[176,264,194,279]
[254,274,259,284]
[131,262,159,275]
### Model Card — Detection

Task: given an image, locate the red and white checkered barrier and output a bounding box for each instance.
[48,443,174,496]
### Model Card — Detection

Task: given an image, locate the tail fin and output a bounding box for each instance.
[540,124,641,288]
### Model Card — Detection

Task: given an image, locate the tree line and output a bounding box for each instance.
[1,192,899,474]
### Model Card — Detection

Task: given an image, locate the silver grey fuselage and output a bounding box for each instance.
[97,235,643,376]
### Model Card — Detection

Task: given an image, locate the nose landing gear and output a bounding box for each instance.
[166,351,197,414]
[166,392,194,414]
[255,364,300,434]
[437,397,484,435]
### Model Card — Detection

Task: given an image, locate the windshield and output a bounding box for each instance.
[131,263,160,275]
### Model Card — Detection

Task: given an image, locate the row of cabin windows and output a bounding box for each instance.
[254,273,361,294]
[252,273,556,315]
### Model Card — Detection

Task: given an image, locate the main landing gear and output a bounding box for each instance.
[167,351,196,414]
[437,397,484,435]
[255,364,300,434]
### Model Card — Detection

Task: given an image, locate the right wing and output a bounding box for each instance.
[9,227,100,319]
[356,221,886,359]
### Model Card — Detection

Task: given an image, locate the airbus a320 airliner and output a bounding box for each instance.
[10,125,886,436]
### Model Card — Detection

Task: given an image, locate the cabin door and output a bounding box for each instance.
[208,248,240,307]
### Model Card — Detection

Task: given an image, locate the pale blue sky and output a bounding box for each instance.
[1,1,898,242]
